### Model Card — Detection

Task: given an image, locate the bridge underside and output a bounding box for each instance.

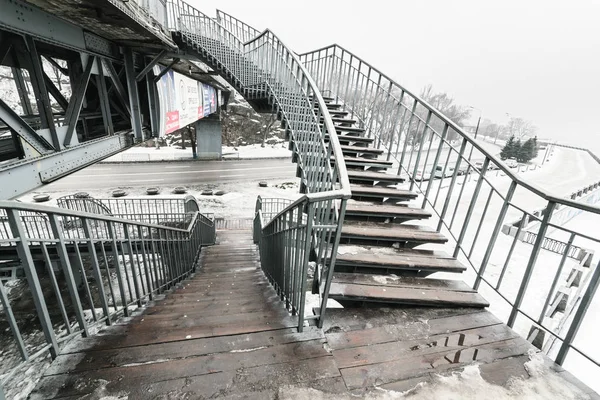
[28,228,596,399]
[0,0,227,199]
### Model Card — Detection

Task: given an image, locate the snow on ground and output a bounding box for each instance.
[100,142,292,163]
[279,352,590,400]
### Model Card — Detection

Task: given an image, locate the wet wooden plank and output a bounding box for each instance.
[332,273,473,291]
[341,222,448,243]
[47,336,327,376]
[32,354,341,400]
[333,323,517,369]
[350,185,417,199]
[325,310,500,350]
[321,307,485,334]
[345,203,430,218]
[328,281,489,307]
[335,251,465,273]
[340,336,534,389]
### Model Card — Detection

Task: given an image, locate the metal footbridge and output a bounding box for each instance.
[0,0,599,398]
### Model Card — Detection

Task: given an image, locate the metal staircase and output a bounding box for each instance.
[166,1,488,315]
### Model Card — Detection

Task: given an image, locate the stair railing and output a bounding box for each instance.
[0,200,214,391]
[215,9,261,44]
[300,44,600,376]
[165,1,351,331]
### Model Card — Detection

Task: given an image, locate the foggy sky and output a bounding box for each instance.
[190,0,600,147]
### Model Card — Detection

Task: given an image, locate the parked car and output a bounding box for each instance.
[414,170,431,181]
[434,165,454,178]
[506,159,518,168]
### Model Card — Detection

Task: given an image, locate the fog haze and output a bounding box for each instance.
[191,0,600,150]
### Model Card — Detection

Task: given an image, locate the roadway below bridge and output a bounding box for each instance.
[40,158,297,191]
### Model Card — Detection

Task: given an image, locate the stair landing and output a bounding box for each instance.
[28,228,598,399]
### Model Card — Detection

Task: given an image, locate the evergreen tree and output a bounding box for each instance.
[500,136,517,160]
[519,138,535,162]
[532,136,539,158]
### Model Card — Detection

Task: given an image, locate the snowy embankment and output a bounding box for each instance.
[100,141,292,163]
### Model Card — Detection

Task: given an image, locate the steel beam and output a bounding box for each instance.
[103,60,131,116]
[0,0,117,60]
[0,134,128,199]
[43,71,69,111]
[11,66,33,115]
[123,47,143,141]
[145,59,159,136]
[24,35,60,149]
[0,36,12,64]
[96,59,114,135]
[136,49,167,81]
[63,55,94,147]
[153,58,179,83]
[0,98,53,154]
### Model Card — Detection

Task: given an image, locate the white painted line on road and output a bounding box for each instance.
[130,179,166,183]
[219,174,245,178]
[73,166,294,178]
[164,165,191,169]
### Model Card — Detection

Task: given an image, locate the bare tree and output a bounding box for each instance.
[505,116,538,139]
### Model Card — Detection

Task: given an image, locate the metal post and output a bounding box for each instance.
[24,35,60,150]
[6,209,58,358]
[555,256,600,365]
[96,59,114,135]
[473,181,517,290]
[453,158,489,258]
[123,47,144,141]
[508,201,557,327]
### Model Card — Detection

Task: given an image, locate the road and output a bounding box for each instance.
[43,158,297,190]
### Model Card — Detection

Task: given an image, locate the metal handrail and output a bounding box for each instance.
[299,44,600,215]
[0,199,215,390]
[165,1,350,330]
[215,9,261,43]
[299,43,600,380]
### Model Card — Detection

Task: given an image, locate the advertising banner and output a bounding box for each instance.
[155,67,217,136]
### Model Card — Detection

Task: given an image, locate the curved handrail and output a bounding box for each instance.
[243,30,351,205]
[215,9,261,43]
[299,44,600,215]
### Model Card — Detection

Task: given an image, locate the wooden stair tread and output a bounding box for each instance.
[340,145,384,155]
[345,203,432,219]
[334,250,466,273]
[328,280,489,308]
[332,273,475,292]
[327,134,372,143]
[342,156,393,166]
[350,185,416,198]
[341,222,448,243]
[347,170,405,183]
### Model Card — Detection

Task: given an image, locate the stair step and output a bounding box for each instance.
[334,249,466,274]
[340,222,447,246]
[340,156,393,169]
[321,117,358,125]
[347,170,405,184]
[345,203,431,222]
[326,134,373,145]
[340,145,384,156]
[328,274,489,308]
[350,185,416,201]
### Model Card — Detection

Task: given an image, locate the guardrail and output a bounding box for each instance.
[0,200,214,392]
[215,9,260,44]
[165,0,351,330]
[300,44,600,384]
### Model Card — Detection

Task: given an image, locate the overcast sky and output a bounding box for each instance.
[191,0,600,148]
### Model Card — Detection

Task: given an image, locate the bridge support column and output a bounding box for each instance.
[195,115,222,160]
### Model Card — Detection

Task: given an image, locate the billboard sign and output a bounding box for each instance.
[155,67,218,136]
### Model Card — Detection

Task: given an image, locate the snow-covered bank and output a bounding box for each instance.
[100,142,292,163]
